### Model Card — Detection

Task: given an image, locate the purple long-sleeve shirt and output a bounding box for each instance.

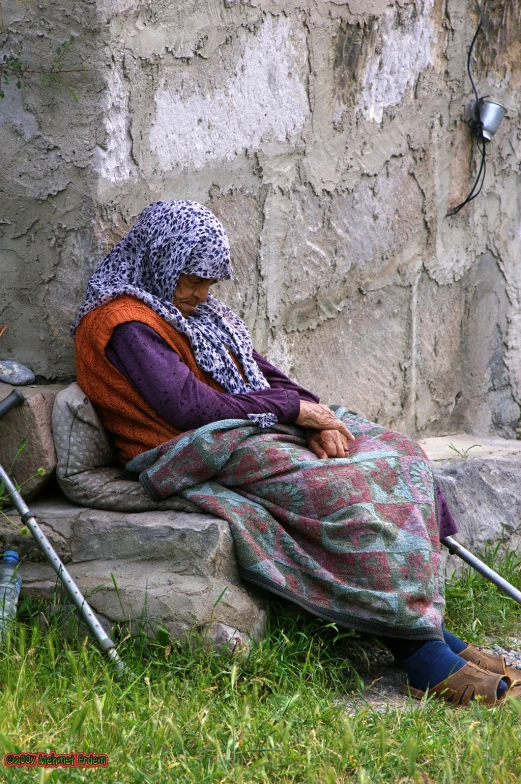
[105,321,319,432]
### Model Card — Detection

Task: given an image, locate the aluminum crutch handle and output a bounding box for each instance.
[0,389,25,421]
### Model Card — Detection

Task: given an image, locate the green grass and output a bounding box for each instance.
[0,552,521,784]
[445,543,521,646]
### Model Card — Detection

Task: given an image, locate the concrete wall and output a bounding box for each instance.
[1,0,521,438]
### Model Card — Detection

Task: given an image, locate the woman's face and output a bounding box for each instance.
[173,273,218,317]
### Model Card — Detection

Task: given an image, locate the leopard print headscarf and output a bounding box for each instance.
[72,201,275,416]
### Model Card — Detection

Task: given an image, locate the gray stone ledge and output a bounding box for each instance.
[419,434,521,463]
[4,494,266,643]
[420,434,521,577]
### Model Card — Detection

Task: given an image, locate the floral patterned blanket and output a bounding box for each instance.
[127,409,445,640]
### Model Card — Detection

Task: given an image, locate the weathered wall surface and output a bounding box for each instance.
[2,0,521,438]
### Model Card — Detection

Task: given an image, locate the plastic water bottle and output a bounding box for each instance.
[0,550,22,643]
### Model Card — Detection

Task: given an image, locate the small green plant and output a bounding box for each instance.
[0,37,85,100]
[448,442,483,458]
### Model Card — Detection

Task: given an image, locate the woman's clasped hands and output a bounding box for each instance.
[295,401,355,460]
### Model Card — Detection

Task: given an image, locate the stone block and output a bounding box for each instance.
[0,383,66,500]
[434,457,521,575]
[203,623,252,657]
[420,434,521,578]
[8,494,266,643]
[70,509,238,578]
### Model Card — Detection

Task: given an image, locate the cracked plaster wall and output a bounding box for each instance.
[1,0,521,438]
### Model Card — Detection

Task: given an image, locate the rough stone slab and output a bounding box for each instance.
[0,383,66,499]
[5,496,238,578]
[11,494,80,540]
[420,434,521,577]
[12,495,266,642]
[434,457,521,574]
[0,497,74,564]
[22,562,266,642]
[70,509,238,577]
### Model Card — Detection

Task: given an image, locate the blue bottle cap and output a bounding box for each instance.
[2,550,19,563]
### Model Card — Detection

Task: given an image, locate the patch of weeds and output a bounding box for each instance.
[0,34,86,100]
[447,442,483,458]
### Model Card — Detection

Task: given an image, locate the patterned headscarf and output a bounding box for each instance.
[73,201,273,403]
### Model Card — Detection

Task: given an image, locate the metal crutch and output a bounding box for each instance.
[0,389,131,676]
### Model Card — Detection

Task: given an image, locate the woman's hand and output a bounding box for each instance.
[296,402,355,459]
[296,401,354,438]
[306,429,352,459]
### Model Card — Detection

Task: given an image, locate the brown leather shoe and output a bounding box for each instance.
[459,644,521,684]
[401,660,514,707]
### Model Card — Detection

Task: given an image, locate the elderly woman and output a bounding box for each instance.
[74,201,518,706]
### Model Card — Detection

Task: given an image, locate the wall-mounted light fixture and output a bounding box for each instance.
[447,3,508,217]
[472,98,507,142]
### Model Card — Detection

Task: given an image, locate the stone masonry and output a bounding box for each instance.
[0,382,63,498]
[1,0,520,442]
[0,495,267,646]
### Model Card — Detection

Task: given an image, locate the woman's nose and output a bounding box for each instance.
[196,283,211,302]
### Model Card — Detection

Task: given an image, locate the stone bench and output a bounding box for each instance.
[0,494,266,649]
[0,382,267,648]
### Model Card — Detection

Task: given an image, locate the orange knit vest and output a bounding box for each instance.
[75,295,227,463]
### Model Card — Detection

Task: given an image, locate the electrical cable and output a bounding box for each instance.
[446,0,487,217]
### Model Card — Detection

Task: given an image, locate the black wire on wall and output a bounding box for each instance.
[446,0,487,217]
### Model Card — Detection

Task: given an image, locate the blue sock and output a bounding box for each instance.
[443,627,467,654]
[403,640,508,698]
[403,640,465,691]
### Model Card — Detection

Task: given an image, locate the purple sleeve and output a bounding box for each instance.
[252,350,319,404]
[105,322,302,431]
[436,483,459,537]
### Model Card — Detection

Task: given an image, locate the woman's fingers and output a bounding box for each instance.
[306,431,329,459]
[308,439,328,459]
[307,430,332,460]
[307,429,351,459]
[321,430,348,457]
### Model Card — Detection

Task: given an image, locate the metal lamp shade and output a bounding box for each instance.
[478,98,507,141]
